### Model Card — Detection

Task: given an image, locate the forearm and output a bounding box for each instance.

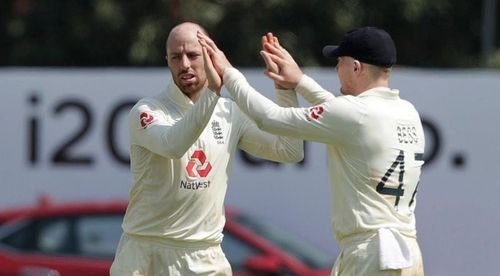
[295,74,335,105]
[163,90,219,157]
[224,68,287,126]
[131,90,219,159]
[236,84,304,163]
[224,67,309,139]
[239,129,304,163]
[270,87,303,162]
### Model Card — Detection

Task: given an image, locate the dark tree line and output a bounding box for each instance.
[1,0,499,68]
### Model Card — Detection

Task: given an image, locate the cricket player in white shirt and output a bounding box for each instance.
[110,22,303,276]
[199,27,425,275]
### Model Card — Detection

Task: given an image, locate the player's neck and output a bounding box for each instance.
[185,89,204,103]
[353,78,389,96]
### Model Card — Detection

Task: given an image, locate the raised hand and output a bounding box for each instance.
[261,33,285,89]
[201,45,222,95]
[260,33,303,90]
[197,31,233,80]
[261,33,280,75]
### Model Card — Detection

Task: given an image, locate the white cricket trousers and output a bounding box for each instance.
[110,233,232,276]
[332,231,424,276]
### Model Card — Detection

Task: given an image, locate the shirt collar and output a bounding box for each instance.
[357,86,399,99]
[166,80,195,109]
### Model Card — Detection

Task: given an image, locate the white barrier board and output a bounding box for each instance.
[1,67,499,275]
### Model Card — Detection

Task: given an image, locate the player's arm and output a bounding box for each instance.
[224,67,360,145]
[129,90,219,159]
[236,88,303,163]
[295,74,335,105]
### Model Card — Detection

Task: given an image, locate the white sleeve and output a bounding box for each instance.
[294,74,336,105]
[223,68,363,146]
[129,89,219,159]
[236,89,304,163]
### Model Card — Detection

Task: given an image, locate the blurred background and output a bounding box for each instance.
[2,0,499,68]
[1,0,499,275]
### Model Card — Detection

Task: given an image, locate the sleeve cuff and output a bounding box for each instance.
[294,74,318,96]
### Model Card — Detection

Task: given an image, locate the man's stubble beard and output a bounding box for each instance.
[173,74,207,99]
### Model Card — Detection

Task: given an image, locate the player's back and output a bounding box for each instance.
[327,88,425,241]
[362,91,425,210]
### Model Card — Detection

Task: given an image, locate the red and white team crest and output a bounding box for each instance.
[186,150,212,177]
[307,105,324,121]
[140,112,155,128]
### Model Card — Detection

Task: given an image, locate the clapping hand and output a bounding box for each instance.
[198,31,233,93]
[201,44,221,95]
[260,32,303,90]
[261,33,280,74]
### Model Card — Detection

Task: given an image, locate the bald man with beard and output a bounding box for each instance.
[110,22,304,276]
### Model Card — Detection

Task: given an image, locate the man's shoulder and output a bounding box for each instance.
[132,94,165,111]
[326,94,365,109]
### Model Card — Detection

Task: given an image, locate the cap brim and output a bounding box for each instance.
[322,45,340,59]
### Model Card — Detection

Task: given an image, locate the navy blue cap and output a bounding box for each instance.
[322,27,397,67]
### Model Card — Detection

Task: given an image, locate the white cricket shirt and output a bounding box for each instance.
[224,68,425,242]
[122,81,303,244]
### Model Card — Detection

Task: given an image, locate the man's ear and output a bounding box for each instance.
[353,60,362,74]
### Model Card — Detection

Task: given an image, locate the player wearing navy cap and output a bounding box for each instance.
[199,27,425,275]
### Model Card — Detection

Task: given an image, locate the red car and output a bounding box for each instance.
[0,198,332,276]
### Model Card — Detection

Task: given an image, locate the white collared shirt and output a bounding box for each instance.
[122,80,303,244]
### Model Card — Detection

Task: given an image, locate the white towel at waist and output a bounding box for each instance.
[378,228,412,270]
